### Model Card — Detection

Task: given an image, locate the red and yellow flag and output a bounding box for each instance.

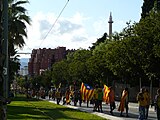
[80,82,94,101]
[118,90,128,112]
[103,84,110,103]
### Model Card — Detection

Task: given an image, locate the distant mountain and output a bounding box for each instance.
[20,58,29,68]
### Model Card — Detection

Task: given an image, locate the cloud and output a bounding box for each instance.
[21,12,89,48]
[39,20,52,39]
[18,12,105,58]
[58,20,82,34]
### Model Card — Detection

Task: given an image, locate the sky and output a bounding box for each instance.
[17,0,143,58]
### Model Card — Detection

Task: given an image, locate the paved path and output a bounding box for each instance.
[44,97,157,120]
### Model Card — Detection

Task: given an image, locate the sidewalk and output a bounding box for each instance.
[47,98,156,120]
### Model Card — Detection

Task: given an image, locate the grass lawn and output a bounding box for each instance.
[7,95,107,120]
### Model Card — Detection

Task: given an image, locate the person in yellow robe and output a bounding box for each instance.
[137,87,148,120]
[118,87,129,117]
[65,89,71,105]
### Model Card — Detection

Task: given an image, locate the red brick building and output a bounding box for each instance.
[28,47,68,76]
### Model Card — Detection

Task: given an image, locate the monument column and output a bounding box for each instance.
[108,12,113,38]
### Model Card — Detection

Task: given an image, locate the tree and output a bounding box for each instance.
[68,49,92,85]
[8,0,31,84]
[135,11,160,85]
[99,22,147,86]
[141,0,155,18]
[51,60,70,88]
[90,42,115,86]
[90,33,108,50]
[41,70,52,90]
[8,0,31,50]
[0,0,5,119]
[0,0,30,118]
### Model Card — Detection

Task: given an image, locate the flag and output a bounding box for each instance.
[80,82,94,101]
[103,84,110,103]
[58,83,61,88]
[118,89,128,112]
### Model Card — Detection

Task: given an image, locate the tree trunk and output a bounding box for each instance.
[0,0,8,119]
[0,0,2,82]
[0,0,4,119]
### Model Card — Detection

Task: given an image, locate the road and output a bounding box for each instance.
[44,97,157,120]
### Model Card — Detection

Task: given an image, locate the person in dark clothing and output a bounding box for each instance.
[155,88,160,120]
[73,90,79,106]
[78,90,82,107]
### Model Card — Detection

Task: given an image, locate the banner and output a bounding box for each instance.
[103,84,110,103]
[80,82,94,101]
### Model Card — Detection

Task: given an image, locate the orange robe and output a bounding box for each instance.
[108,89,115,103]
[118,90,128,112]
[65,91,70,104]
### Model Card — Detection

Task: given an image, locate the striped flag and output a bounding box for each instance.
[80,82,94,101]
[103,84,110,103]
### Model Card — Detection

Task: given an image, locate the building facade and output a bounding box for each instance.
[28,47,69,76]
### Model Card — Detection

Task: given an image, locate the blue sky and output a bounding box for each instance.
[18,0,143,58]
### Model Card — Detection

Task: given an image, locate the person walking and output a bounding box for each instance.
[93,84,99,112]
[155,88,160,120]
[108,86,115,115]
[144,88,150,119]
[118,87,129,117]
[73,89,79,106]
[48,90,52,100]
[78,89,82,107]
[137,87,147,120]
[65,89,71,105]
[98,87,103,112]
[55,88,62,105]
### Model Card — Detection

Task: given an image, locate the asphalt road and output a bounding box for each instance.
[44,97,157,120]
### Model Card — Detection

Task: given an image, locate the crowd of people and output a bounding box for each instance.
[29,85,160,120]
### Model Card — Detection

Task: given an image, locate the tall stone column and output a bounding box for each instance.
[108,12,113,38]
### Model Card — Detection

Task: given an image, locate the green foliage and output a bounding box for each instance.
[7,0,31,85]
[67,49,92,85]
[135,12,160,79]
[51,60,69,87]
[90,33,108,50]
[141,0,155,18]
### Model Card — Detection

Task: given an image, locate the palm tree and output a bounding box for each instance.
[6,0,31,101]
[8,0,31,56]
[8,0,31,73]
[0,0,31,118]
